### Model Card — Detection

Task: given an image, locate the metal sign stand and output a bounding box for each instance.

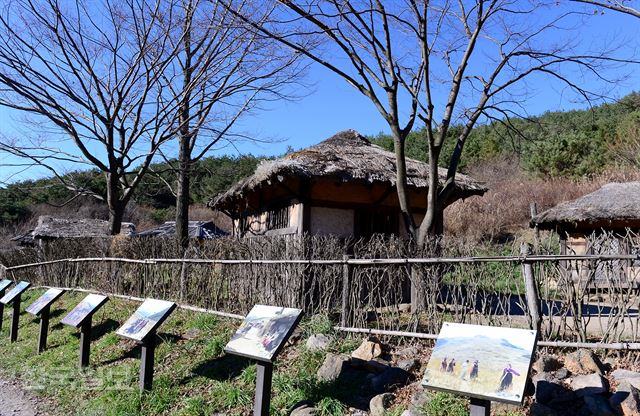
[10,294,21,342]
[254,361,274,416]
[139,332,157,392]
[0,288,6,333]
[37,304,51,353]
[470,398,490,416]
[79,319,92,367]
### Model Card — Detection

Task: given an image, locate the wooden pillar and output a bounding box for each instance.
[521,243,541,332]
[254,361,273,416]
[37,305,50,353]
[79,319,92,367]
[341,255,352,327]
[470,398,490,416]
[139,333,156,392]
[10,294,21,342]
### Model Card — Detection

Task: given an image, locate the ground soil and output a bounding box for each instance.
[0,378,46,416]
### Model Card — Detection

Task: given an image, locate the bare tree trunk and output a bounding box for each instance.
[176,143,191,249]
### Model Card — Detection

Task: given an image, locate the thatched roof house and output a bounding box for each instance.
[531,182,640,232]
[136,221,227,239]
[33,216,136,239]
[531,182,640,286]
[209,130,487,238]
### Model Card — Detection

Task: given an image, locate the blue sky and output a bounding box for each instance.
[1,2,639,184]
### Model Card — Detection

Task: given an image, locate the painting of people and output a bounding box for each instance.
[422,322,537,404]
[116,299,176,342]
[61,294,109,327]
[26,288,65,315]
[225,305,303,362]
[0,281,31,305]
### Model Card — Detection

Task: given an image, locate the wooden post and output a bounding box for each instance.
[37,305,50,353]
[139,333,156,392]
[254,361,273,416]
[0,288,6,333]
[530,202,540,251]
[521,243,541,331]
[79,318,92,367]
[341,255,352,327]
[469,398,490,416]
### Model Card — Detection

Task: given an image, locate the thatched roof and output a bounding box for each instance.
[531,182,640,230]
[136,221,227,239]
[209,130,487,210]
[33,216,136,238]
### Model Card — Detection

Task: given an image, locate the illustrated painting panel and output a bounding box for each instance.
[225,305,303,362]
[26,288,65,315]
[61,294,109,327]
[421,322,537,405]
[0,279,12,292]
[0,281,31,305]
[116,299,176,342]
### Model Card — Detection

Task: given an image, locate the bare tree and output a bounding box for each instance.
[154,0,302,248]
[570,0,640,18]
[223,0,631,247]
[0,0,184,234]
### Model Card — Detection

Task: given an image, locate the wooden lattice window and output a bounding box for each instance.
[267,206,289,230]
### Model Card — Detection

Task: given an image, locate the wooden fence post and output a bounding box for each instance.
[521,243,541,332]
[341,255,352,327]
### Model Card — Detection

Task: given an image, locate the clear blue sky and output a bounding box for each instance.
[1,2,639,184]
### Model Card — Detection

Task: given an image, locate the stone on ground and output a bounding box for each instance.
[534,355,562,373]
[570,373,607,397]
[369,393,394,416]
[371,367,412,393]
[619,385,640,416]
[583,394,616,416]
[351,339,384,361]
[564,349,605,375]
[317,353,350,382]
[613,370,640,391]
[290,401,317,416]
[306,334,332,352]
[397,358,420,372]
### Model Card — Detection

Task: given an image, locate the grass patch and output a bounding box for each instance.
[0,290,373,416]
[421,392,468,416]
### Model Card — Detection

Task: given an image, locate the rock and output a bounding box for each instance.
[398,303,411,313]
[533,372,557,384]
[306,334,332,352]
[371,367,412,393]
[619,385,640,416]
[564,349,605,375]
[613,370,640,391]
[394,346,420,358]
[369,393,394,416]
[535,355,562,373]
[351,339,384,361]
[529,403,561,416]
[184,328,201,340]
[583,395,616,416]
[535,380,574,405]
[290,401,317,416]
[317,353,350,382]
[397,358,420,372]
[555,368,569,380]
[351,357,390,374]
[570,373,607,397]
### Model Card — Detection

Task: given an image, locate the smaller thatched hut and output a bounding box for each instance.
[531,182,640,286]
[136,221,227,239]
[32,216,136,243]
[209,130,487,238]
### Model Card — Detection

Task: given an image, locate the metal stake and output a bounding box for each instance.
[139,333,156,392]
[469,398,490,416]
[79,318,92,367]
[10,294,21,342]
[253,361,273,416]
[37,305,50,353]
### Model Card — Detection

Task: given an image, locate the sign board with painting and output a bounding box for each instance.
[0,281,31,305]
[225,305,303,363]
[116,299,176,343]
[0,279,12,293]
[26,288,65,316]
[62,294,109,328]
[421,322,537,405]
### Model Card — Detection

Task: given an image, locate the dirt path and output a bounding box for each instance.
[0,378,45,416]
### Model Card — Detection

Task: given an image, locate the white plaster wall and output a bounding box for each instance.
[309,206,354,237]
